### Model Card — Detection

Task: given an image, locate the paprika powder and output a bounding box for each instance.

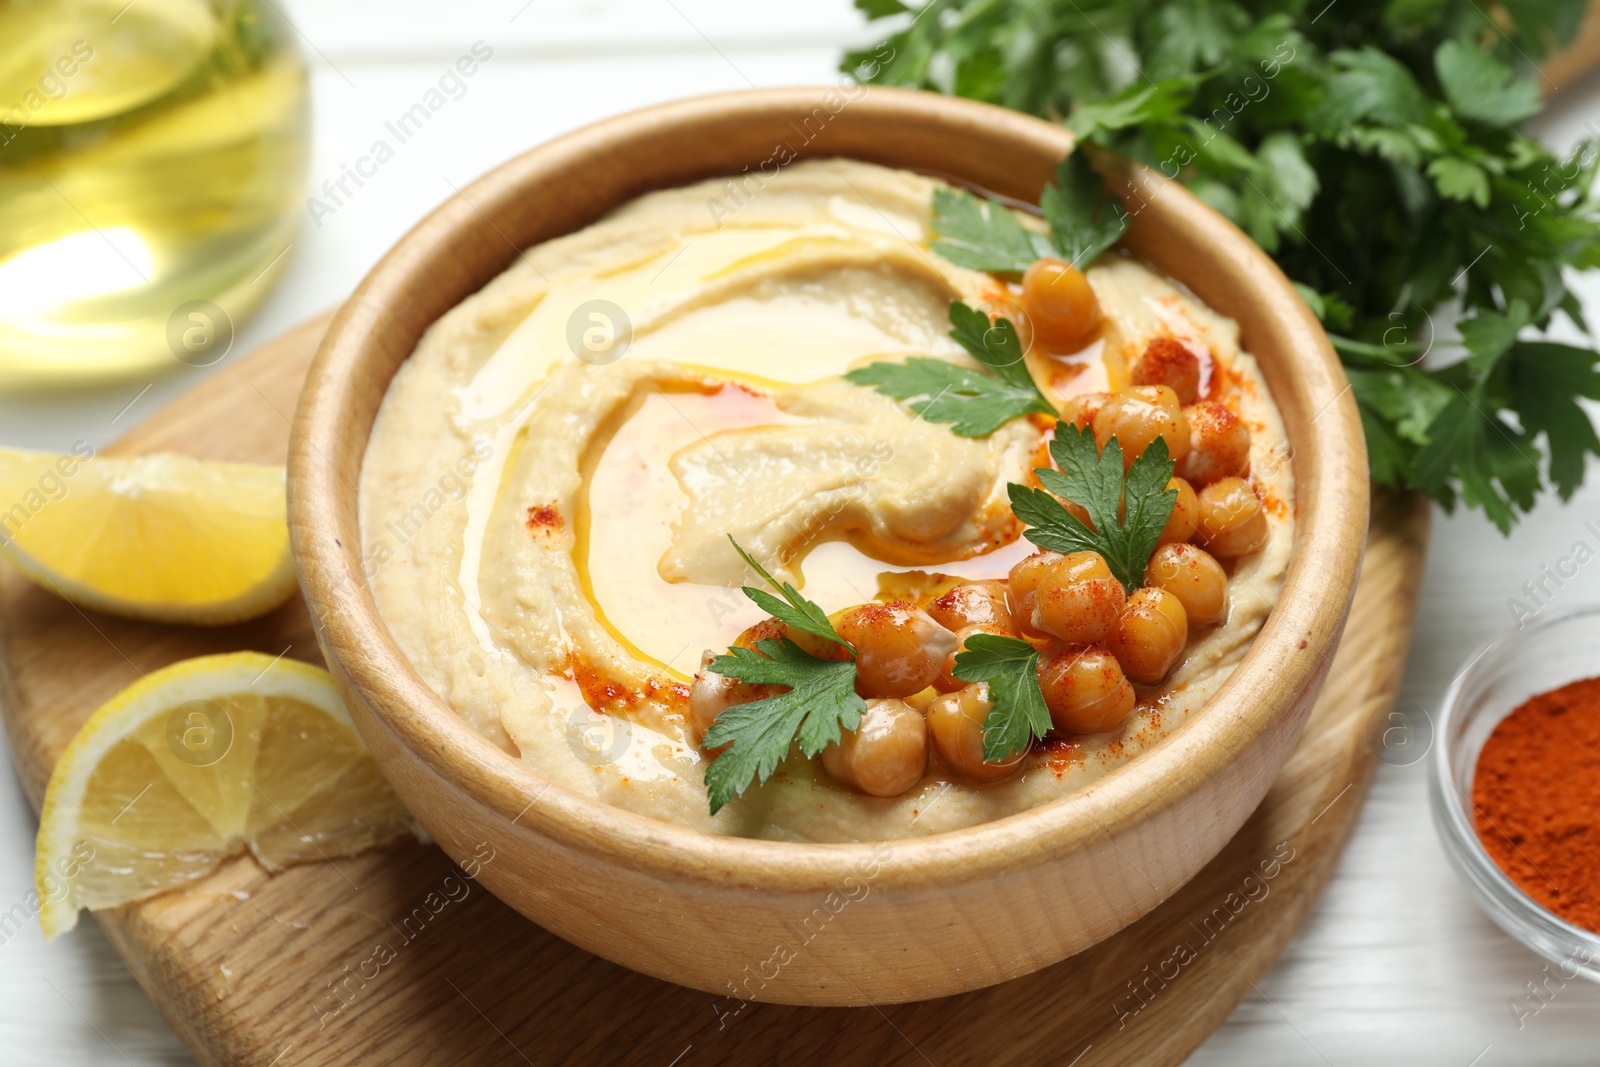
[1472,676,1600,934]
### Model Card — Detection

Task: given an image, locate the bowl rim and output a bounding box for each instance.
[1429,603,1600,967]
[289,86,1367,893]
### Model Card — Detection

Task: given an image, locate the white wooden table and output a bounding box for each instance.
[2,2,1598,1062]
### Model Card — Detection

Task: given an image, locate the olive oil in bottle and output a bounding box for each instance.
[0,0,309,386]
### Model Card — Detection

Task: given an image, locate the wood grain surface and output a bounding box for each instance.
[0,315,1428,1066]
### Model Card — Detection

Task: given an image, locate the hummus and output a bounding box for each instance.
[359,159,1294,842]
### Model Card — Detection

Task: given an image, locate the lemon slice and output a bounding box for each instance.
[36,652,420,939]
[0,446,296,625]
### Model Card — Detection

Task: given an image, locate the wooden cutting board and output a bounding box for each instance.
[0,314,1429,1067]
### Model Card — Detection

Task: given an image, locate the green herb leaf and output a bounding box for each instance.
[728,537,850,653]
[951,634,1051,762]
[1427,157,1490,208]
[1306,48,1430,133]
[845,302,1055,436]
[1065,79,1196,138]
[1435,39,1543,128]
[1514,341,1600,499]
[1043,154,1131,268]
[946,300,1038,390]
[929,156,1127,275]
[1347,367,1453,446]
[929,186,1053,274]
[701,639,865,814]
[1011,424,1178,592]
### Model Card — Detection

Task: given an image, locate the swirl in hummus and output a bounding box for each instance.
[359,159,1294,842]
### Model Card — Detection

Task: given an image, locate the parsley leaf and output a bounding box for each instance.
[1305,48,1430,133]
[728,537,850,653]
[946,300,1042,391]
[701,639,865,814]
[929,155,1128,274]
[1405,303,1545,532]
[951,634,1052,762]
[845,301,1055,436]
[1427,157,1490,208]
[1009,424,1178,592]
[1065,79,1196,137]
[1435,39,1542,128]
[929,186,1053,274]
[1514,341,1600,499]
[1043,154,1130,268]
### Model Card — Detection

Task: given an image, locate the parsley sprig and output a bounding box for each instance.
[845,301,1055,435]
[702,640,864,814]
[845,0,1600,531]
[726,539,852,654]
[929,185,1052,273]
[1040,153,1131,269]
[700,540,863,814]
[1010,424,1178,593]
[929,155,1128,273]
[951,633,1052,762]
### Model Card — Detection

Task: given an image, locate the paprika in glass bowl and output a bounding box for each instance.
[1431,604,1600,983]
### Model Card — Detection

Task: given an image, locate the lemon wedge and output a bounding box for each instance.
[0,446,296,624]
[36,652,420,939]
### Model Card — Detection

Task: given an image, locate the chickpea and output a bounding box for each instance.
[1007,549,1064,638]
[820,697,928,798]
[926,682,1025,783]
[1058,391,1112,431]
[1092,386,1191,468]
[1048,489,1095,532]
[834,601,958,698]
[733,616,786,650]
[933,623,1011,692]
[1145,543,1228,627]
[1180,403,1252,486]
[734,617,846,660]
[1106,587,1189,684]
[1195,477,1268,558]
[1031,550,1125,644]
[1132,337,1200,405]
[927,579,1013,632]
[1022,257,1103,348]
[1157,476,1198,547]
[1036,645,1137,734]
[689,651,777,746]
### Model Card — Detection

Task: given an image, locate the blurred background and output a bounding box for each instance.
[3,1,1600,1063]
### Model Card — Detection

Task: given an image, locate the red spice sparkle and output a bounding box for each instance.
[525,503,562,534]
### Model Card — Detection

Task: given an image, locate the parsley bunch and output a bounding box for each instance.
[845,0,1600,530]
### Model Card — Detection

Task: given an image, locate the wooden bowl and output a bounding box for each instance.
[288,87,1367,1006]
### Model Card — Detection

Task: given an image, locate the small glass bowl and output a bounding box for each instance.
[1430,603,1600,982]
